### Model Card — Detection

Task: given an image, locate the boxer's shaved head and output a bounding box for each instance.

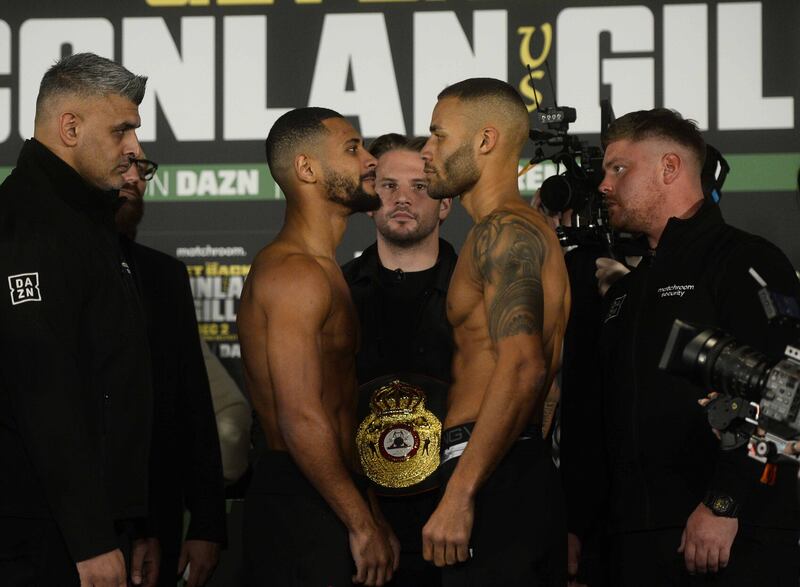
[437,78,530,157]
[265,107,345,189]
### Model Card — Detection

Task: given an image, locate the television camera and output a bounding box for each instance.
[525,66,730,260]
[525,89,623,254]
[659,271,800,469]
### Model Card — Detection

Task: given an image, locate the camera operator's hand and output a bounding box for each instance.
[567,532,587,587]
[783,441,800,455]
[595,257,631,296]
[697,393,722,440]
[678,503,738,574]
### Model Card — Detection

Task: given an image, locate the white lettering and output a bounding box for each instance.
[663,4,708,129]
[19,18,114,139]
[309,13,404,136]
[123,17,215,141]
[413,10,507,135]
[557,7,654,133]
[237,169,258,195]
[0,21,10,143]
[223,16,290,140]
[196,170,218,196]
[176,170,197,196]
[148,172,169,197]
[717,2,794,130]
[218,169,236,196]
[218,343,241,359]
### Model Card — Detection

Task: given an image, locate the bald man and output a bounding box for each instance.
[0,53,152,587]
[419,78,569,585]
[238,107,397,587]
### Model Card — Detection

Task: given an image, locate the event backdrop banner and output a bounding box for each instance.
[1,0,798,383]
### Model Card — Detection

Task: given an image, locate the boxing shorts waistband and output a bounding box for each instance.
[441,421,541,465]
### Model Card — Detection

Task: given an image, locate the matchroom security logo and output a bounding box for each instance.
[658,284,696,298]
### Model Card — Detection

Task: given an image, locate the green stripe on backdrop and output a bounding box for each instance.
[1,153,798,200]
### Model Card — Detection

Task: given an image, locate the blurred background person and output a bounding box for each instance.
[117,155,227,587]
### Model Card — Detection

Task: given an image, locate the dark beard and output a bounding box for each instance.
[427,142,479,200]
[114,197,144,239]
[324,169,381,213]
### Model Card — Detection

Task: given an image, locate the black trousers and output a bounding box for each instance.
[242,451,356,587]
[608,525,800,586]
[439,435,566,587]
[377,491,440,587]
[0,517,79,586]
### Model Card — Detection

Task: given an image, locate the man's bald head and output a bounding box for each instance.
[35,53,147,128]
[437,78,530,157]
[265,107,345,190]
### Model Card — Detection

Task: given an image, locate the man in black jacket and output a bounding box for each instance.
[0,53,153,586]
[342,133,454,586]
[572,108,800,585]
[116,157,227,587]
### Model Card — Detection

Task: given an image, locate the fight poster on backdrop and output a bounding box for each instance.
[184,250,249,384]
[1,0,798,374]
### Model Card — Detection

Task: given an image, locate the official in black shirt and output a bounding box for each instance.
[342,134,455,587]
[0,53,153,586]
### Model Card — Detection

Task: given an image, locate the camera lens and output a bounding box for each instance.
[710,343,771,398]
[539,175,573,212]
[681,327,771,398]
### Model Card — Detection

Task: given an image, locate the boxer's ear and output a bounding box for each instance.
[295,154,317,184]
[478,126,499,154]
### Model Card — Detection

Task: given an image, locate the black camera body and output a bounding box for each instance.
[528,102,620,253]
[659,286,800,462]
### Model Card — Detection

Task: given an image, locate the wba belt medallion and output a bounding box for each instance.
[357,377,442,491]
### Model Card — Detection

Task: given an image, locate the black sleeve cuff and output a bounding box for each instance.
[709,444,762,507]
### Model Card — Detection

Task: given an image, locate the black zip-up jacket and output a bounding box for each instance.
[597,202,800,534]
[0,139,153,562]
[119,237,227,555]
[341,239,457,384]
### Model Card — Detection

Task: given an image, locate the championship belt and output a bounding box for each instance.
[356,373,447,496]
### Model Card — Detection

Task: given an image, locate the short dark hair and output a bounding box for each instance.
[603,108,706,170]
[265,107,344,183]
[438,77,525,109]
[36,53,147,121]
[437,78,529,153]
[368,133,427,159]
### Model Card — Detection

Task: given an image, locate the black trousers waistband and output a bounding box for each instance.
[442,421,541,450]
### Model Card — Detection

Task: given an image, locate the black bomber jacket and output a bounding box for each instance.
[598,202,800,533]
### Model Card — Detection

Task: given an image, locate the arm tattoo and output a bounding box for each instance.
[471,212,547,341]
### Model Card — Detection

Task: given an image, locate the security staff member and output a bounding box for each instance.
[576,108,800,586]
[343,133,455,586]
[0,53,153,586]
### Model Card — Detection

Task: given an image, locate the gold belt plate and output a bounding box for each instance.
[356,379,442,489]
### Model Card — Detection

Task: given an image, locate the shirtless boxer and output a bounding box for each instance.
[238,107,397,587]
[419,78,570,585]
